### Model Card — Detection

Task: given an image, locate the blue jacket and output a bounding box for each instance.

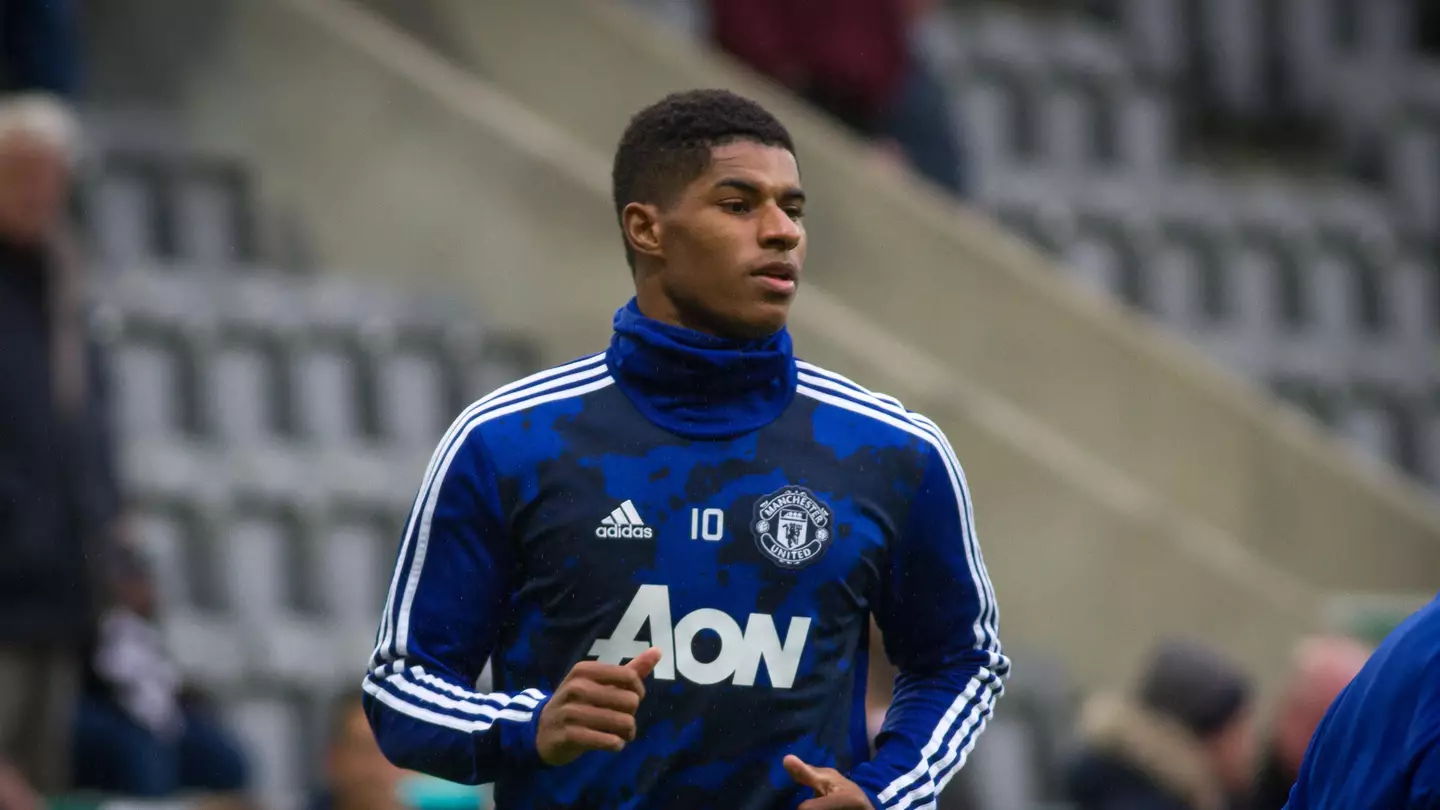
[364,299,1008,810]
[1284,592,1440,810]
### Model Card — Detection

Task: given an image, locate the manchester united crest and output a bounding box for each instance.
[751,486,834,569]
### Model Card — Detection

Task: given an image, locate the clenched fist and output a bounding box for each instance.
[536,647,662,766]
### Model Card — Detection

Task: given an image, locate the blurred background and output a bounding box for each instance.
[1,0,1438,808]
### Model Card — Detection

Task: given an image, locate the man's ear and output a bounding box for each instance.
[622,201,664,262]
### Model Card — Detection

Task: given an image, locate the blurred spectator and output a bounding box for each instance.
[71,541,251,801]
[0,92,117,794]
[1065,640,1256,810]
[709,0,967,195]
[311,691,407,810]
[0,0,81,96]
[1251,636,1370,809]
[0,760,40,810]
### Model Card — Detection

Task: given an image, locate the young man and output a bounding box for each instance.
[1282,593,1440,809]
[364,89,1007,810]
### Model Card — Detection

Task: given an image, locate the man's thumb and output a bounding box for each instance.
[783,755,826,791]
[626,647,662,678]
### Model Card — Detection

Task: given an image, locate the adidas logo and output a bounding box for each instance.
[596,500,654,539]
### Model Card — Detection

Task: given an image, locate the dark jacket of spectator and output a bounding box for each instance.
[1066,694,1230,810]
[1250,748,1295,810]
[0,234,118,646]
[1066,641,1256,810]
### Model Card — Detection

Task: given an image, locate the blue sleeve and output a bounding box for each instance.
[849,434,1009,810]
[1411,726,1440,808]
[363,420,550,785]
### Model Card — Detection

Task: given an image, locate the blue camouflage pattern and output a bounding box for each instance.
[364,348,1007,810]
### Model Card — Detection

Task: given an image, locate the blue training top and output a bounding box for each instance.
[1285,591,1440,810]
[363,299,1008,810]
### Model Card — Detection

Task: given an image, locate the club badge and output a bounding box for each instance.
[751,486,834,569]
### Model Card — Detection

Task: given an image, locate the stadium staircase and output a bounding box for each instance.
[76,0,1440,805]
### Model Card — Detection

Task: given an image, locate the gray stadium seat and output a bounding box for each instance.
[1068,212,1148,309]
[212,336,287,444]
[1112,0,1188,80]
[228,693,306,810]
[1205,0,1267,120]
[1193,239,1277,376]
[1392,255,1438,347]
[380,338,450,449]
[114,325,203,439]
[1386,118,1440,235]
[1153,222,1229,328]
[131,504,197,610]
[1274,0,1340,116]
[250,614,341,687]
[1425,394,1440,485]
[1043,74,1119,170]
[321,515,390,626]
[224,511,303,621]
[1045,16,1134,80]
[1116,85,1174,174]
[162,609,247,692]
[967,5,1052,73]
[88,157,162,265]
[967,66,1046,166]
[1338,386,1408,469]
[172,160,258,265]
[295,340,366,445]
[173,172,240,266]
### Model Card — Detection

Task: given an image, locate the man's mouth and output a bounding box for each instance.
[752,261,799,293]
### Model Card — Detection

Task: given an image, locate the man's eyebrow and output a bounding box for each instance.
[712,178,760,195]
[712,178,806,203]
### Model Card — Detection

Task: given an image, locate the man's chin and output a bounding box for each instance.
[733,300,792,339]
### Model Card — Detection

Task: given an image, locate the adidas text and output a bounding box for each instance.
[595,524,654,539]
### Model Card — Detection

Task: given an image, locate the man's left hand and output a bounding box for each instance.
[783,755,875,810]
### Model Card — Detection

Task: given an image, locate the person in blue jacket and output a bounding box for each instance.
[362,88,1008,809]
[1283,591,1440,809]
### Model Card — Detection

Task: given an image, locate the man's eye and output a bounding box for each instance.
[721,200,750,214]
[784,207,805,220]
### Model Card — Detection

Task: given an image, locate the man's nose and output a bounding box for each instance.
[758,204,801,252]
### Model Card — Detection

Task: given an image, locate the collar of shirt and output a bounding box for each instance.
[606,297,797,440]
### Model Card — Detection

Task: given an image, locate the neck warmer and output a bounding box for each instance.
[605,298,797,440]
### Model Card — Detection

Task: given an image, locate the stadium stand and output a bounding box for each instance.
[70,0,1440,806]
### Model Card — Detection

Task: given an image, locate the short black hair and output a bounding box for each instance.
[612,89,796,270]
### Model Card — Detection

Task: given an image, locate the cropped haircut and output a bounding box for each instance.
[611,89,795,270]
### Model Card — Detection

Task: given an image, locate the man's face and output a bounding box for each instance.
[648,140,806,339]
[327,703,406,810]
[0,133,69,245]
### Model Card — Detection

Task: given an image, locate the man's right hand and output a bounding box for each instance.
[536,647,662,766]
